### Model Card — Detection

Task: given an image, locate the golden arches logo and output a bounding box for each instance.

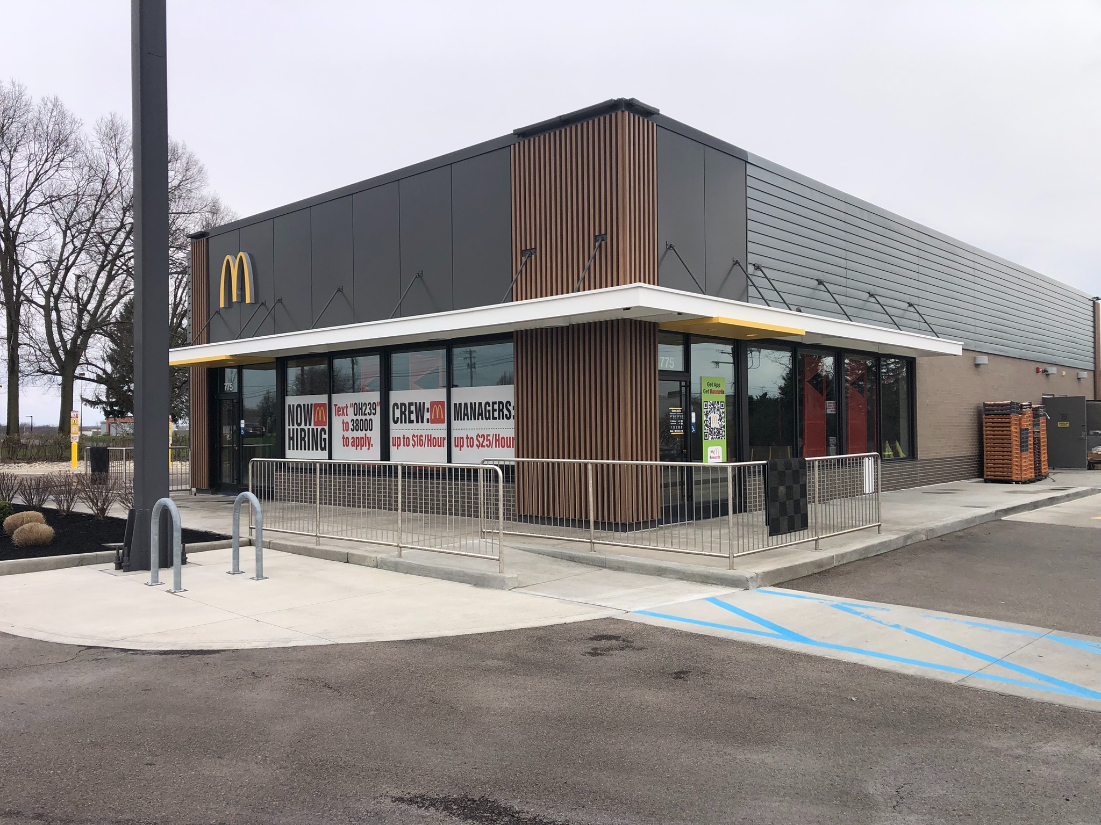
[219,252,254,307]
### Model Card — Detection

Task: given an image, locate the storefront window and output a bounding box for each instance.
[799,351,837,457]
[451,340,515,463]
[881,357,912,459]
[241,365,277,478]
[747,346,795,461]
[451,341,513,388]
[658,331,685,372]
[843,355,877,454]
[286,357,328,396]
[332,353,381,460]
[285,357,329,459]
[389,348,447,462]
[690,339,736,463]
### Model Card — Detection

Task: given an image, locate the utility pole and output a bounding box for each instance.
[129,0,170,570]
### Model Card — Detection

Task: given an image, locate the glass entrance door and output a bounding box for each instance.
[659,379,688,462]
[219,396,241,488]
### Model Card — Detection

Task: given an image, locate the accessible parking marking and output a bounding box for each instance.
[624,587,1101,710]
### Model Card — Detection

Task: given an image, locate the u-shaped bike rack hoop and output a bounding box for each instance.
[147,497,184,593]
[230,491,266,581]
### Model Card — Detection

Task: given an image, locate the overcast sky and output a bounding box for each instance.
[3,0,1099,425]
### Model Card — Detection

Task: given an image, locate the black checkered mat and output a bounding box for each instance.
[766,457,809,537]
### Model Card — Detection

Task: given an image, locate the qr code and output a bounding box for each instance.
[703,400,726,441]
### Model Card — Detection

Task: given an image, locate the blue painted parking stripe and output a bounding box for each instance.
[826,603,1101,701]
[922,615,1101,655]
[631,608,1094,700]
[704,597,816,642]
[758,588,893,611]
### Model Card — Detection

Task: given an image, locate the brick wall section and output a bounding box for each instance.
[883,350,1095,490]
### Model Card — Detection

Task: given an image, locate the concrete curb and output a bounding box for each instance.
[0,550,117,576]
[508,541,758,589]
[378,556,518,590]
[266,538,515,589]
[512,485,1101,590]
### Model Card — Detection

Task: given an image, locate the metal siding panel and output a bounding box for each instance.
[745,162,1094,368]
[398,166,453,316]
[705,147,747,301]
[206,230,240,342]
[656,126,705,294]
[239,220,274,337]
[352,182,401,322]
[452,148,512,309]
[273,209,312,333]
[310,196,354,328]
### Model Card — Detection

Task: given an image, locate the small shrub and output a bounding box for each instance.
[50,473,80,516]
[4,510,45,536]
[0,501,12,523]
[20,475,54,508]
[117,480,135,511]
[0,472,21,503]
[12,522,55,547]
[76,475,117,519]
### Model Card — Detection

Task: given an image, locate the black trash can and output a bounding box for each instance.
[88,446,110,476]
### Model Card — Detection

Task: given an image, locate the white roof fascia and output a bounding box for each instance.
[171,283,962,365]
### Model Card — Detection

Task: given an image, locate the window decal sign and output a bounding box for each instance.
[701,376,727,463]
[285,394,328,458]
[332,392,381,460]
[451,385,515,464]
[390,389,447,462]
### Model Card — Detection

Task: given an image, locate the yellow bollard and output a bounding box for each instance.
[71,441,78,469]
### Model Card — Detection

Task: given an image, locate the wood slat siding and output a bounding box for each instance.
[744,158,1095,369]
[189,237,210,491]
[514,320,658,523]
[510,111,657,298]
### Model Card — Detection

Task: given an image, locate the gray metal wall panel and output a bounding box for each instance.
[206,230,239,342]
[239,220,275,337]
[451,148,512,309]
[704,147,748,301]
[656,127,706,294]
[273,209,312,333]
[745,162,1095,368]
[398,166,453,317]
[310,197,355,328]
[352,183,400,323]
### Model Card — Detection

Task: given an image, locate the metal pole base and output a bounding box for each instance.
[226,570,246,575]
[167,588,187,594]
[145,581,164,587]
[250,575,268,581]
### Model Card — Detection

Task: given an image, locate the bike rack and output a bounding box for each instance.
[147,497,184,593]
[229,491,266,581]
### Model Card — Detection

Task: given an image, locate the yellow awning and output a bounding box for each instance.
[659,316,804,339]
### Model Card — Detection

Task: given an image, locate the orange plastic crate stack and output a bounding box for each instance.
[1033,404,1049,478]
[982,401,1035,482]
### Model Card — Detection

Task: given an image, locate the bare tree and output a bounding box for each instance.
[0,82,80,435]
[28,115,132,431]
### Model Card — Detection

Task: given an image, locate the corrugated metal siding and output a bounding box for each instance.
[745,158,1094,369]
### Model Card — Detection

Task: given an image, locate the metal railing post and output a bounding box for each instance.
[876,454,882,533]
[478,467,485,538]
[147,497,183,592]
[314,461,321,545]
[587,462,596,552]
[396,463,403,557]
[230,491,266,580]
[495,466,504,574]
[813,460,821,551]
[726,463,735,569]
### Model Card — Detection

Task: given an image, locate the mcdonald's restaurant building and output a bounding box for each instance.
[173,99,1099,494]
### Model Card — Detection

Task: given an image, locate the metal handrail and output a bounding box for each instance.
[248,458,505,572]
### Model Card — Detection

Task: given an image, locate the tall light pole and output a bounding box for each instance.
[129,0,170,570]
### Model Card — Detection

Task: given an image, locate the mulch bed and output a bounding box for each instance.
[0,504,228,562]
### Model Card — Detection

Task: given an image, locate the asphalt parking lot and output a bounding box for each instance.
[3,612,1101,825]
[788,508,1101,636]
